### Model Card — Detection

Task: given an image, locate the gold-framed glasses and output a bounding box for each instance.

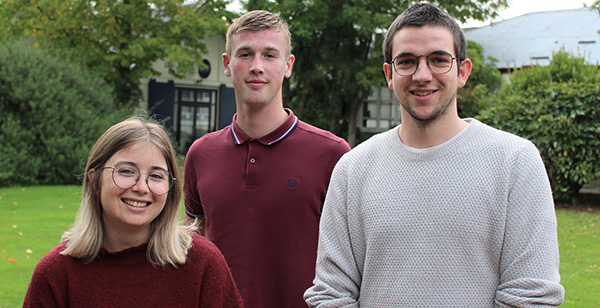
[102,162,174,195]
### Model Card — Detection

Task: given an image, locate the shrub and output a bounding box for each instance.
[458,41,503,118]
[0,42,131,186]
[478,51,600,201]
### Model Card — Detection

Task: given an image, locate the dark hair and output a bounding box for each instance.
[383,3,467,63]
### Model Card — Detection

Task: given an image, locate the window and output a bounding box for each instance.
[360,86,401,133]
[174,88,217,153]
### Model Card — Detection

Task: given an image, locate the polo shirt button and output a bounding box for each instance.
[250,158,256,164]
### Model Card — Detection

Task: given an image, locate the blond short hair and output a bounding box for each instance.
[225,10,292,55]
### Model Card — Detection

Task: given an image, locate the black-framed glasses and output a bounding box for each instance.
[102,162,175,195]
[389,51,457,76]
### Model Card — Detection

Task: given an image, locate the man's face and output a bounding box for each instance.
[384,25,471,124]
[223,28,295,108]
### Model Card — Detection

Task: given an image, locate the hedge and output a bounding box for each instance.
[0,42,131,186]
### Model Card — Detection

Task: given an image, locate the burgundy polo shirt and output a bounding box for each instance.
[184,109,350,308]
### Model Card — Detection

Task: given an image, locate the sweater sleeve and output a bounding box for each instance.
[23,247,64,308]
[196,236,244,308]
[23,269,58,308]
[494,143,565,307]
[304,161,361,308]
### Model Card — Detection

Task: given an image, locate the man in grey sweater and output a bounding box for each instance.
[304,3,564,307]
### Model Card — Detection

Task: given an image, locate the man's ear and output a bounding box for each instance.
[222,53,232,77]
[457,58,472,88]
[284,54,295,78]
[383,62,393,89]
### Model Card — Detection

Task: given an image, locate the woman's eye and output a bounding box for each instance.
[117,168,136,176]
[149,172,167,181]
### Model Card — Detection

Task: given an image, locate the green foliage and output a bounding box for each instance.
[0,42,131,186]
[243,0,509,146]
[478,51,600,201]
[458,40,503,117]
[0,0,233,106]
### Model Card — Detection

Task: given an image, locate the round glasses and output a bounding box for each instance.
[103,162,175,195]
[389,51,457,76]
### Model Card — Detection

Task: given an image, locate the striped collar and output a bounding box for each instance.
[231,108,299,146]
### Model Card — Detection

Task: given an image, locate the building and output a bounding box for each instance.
[143,8,600,147]
[141,35,236,154]
[463,7,600,74]
[360,7,600,135]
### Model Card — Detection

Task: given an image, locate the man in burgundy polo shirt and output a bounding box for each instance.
[183,10,350,308]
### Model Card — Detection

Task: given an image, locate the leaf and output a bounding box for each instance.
[0,0,223,105]
[8,258,17,263]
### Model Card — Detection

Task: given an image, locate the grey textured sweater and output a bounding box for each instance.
[305,119,564,307]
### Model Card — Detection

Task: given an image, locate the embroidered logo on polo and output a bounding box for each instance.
[286,179,299,189]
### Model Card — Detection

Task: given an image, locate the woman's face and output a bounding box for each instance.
[94,141,169,237]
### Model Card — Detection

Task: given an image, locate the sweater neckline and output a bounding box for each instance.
[390,118,479,161]
[100,241,149,259]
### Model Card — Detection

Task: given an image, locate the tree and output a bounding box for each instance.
[0,42,131,186]
[477,51,600,201]
[0,0,234,107]
[457,40,503,118]
[243,0,509,146]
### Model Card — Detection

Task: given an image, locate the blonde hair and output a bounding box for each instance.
[61,116,195,267]
[225,10,292,55]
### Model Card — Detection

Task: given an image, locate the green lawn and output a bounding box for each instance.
[0,186,81,307]
[557,208,600,306]
[1,186,599,307]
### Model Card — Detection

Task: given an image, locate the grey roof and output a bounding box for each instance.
[463,7,600,69]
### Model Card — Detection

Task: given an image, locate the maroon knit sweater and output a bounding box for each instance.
[23,233,243,307]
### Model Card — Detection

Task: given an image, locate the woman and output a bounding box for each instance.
[24,117,243,307]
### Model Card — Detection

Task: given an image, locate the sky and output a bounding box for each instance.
[224,0,594,28]
[461,0,595,28]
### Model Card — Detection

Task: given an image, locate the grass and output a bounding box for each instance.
[557,208,600,306]
[1,186,599,307]
[0,186,81,308]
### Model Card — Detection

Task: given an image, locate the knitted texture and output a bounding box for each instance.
[24,233,243,307]
[305,119,564,307]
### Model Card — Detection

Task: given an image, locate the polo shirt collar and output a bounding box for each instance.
[231,108,299,146]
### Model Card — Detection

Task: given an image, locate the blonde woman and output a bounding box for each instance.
[24,117,243,307]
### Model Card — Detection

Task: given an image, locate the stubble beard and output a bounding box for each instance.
[400,91,457,127]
